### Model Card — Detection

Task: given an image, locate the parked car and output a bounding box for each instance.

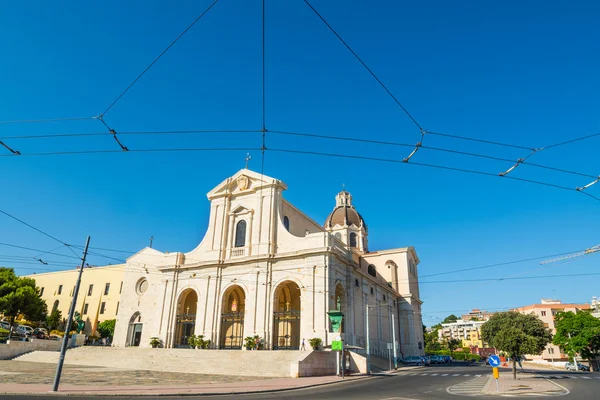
[441,355,452,363]
[565,362,590,371]
[0,321,10,330]
[15,325,34,337]
[32,328,48,339]
[401,356,428,366]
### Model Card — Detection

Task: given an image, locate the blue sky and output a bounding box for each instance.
[1,0,599,326]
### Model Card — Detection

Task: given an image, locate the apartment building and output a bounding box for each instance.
[25,265,125,336]
[514,299,590,362]
[438,319,486,347]
[461,309,494,322]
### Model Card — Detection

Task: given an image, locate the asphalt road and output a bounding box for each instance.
[4,362,599,400]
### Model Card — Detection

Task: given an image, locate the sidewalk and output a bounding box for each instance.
[0,375,373,396]
[481,369,569,396]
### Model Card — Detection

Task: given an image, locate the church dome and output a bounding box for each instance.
[324,191,367,230]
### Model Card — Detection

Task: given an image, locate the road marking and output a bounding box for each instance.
[581,376,592,379]
[475,374,482,377]
[442,374,449,376]
[452,373,460,376]
[420,373,429,376]
[430,373,438,376]
[464,374,471,376]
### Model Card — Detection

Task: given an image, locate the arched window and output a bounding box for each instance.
[367,264,377,277]
[349,232,357,248]
[52,300,59,313]
[283,216,290,232]
[334,232,342,240]
[234,220,246,248]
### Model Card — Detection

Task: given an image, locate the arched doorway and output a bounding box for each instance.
[334,283,346,333]
[126,312,143,347]
[175,289,198,347]
[220,285,245,349]
[273,281,301,350]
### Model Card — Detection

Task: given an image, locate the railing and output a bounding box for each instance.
[230,247,246,257]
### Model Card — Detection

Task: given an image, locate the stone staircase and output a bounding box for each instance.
[14,347,350,377]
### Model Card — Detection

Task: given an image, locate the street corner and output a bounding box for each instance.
[480,374,570,397]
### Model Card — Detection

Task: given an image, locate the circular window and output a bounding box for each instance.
[136,278,148,295]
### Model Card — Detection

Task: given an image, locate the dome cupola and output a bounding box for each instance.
[324,191,367,230]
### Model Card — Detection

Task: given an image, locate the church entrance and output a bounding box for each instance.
[272,281,301,350]
[175,289,198,348]
[220,285,245,349]
[126,312,143,347]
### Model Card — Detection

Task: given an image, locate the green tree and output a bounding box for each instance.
[442,314,459,324]
[424,325,442,352]
[553,311,600,362]
[97,319,116,339]
[0,268,47,339]
[446,338,461,357]
[482,311,552,379]
[46,308,62,331]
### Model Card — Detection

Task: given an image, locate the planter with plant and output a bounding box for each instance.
[195,334,211,349]
[187,335,197,349]
[309,338,322,350]
[244,336,256,350]
[149,337,161,348]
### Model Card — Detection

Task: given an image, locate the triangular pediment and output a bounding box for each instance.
[207,169,287,199]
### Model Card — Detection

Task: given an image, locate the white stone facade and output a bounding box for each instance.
[113,169,424,358]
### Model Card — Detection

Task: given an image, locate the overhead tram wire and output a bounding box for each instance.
[0,116,97,126]
[99,0,221,118]
[0,147,263,157]
[268,147,600,201]
[0,129,262,140]
[0,209,81,258]
[268,130,598,179]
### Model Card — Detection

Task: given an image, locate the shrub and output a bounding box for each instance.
[309,338,322,350]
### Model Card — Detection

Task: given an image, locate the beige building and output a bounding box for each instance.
[25,265,125,336]
[514,299,591,361]
[438,319,486,347]
[113,169,425,356]
[461,309,494,322]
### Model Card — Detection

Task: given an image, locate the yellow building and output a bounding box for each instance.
[25,265,125,336]
[462,327,484,348]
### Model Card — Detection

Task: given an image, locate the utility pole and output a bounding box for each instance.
[52,236,90,392]
[391,304,398,369]
[366,303,371,374]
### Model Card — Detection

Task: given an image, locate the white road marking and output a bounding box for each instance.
[441,373,448,376]
[581,376,592,379]
[475,374,481,377]
[452,373,460,376]
[463,374,471,376]
[430,373,438,376]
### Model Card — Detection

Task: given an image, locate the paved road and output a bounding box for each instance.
[4,363,599,399]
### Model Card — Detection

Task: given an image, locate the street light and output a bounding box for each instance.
[365,302,398,374]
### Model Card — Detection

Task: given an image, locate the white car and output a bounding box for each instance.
[15,325,34,336]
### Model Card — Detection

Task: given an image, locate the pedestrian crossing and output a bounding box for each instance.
[405,372,484,378]
[447,376,489,396]
[538,374,600,380]
[403,372,600,380]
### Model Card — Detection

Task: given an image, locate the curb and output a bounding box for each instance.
[0,375,378,397]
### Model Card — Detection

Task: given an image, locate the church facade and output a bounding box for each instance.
[113,169,424,357]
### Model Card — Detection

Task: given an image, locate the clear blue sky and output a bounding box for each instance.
[1,0,599,326]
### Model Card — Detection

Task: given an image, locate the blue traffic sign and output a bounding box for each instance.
[488,355,501,367]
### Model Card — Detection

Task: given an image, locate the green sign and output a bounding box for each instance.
[327,310,344,333]
[332,340,343,351]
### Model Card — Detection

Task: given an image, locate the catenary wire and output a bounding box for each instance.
[0,129,261,140]
[0,209,81,257]
[0,147,263,157]
[100,0,221,117]
[268,148,598,200]
[303,0,423,132]
[0,116,96,125]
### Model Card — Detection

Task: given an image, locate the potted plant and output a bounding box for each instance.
[187,335,197,349]
[244,336,256,350]
[309,338,322,350]
[195,335,211,349]
[149,337,161,348]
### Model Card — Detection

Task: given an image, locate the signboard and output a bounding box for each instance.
[387,343,393,350]
[332,340,343,351]
[488,355,501,367]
